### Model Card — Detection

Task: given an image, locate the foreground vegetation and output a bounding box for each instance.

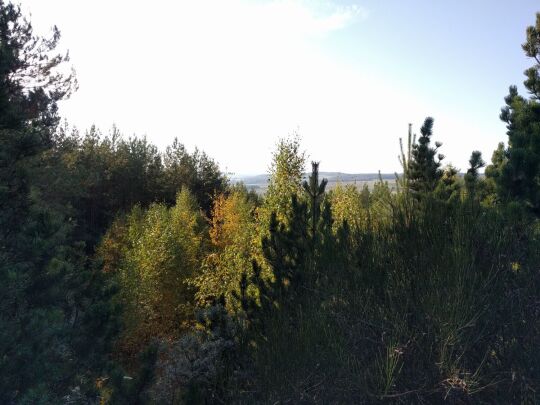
[1,2,540,403]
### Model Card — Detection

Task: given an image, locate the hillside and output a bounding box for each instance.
[232,172,399,193]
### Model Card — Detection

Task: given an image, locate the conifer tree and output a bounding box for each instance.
[407,117,444,195]
[262,197,310,301]
[248,162,335,312]
[163,138,227,216]
[0,0,75,239]
[435,165,461,202]
[486,13,540,214]
[464,151,485,197]
[484,142,506,204]
[397,123,415,194]
[0,3,116,401]
[303,161,328,238]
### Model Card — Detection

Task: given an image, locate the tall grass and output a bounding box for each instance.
[236,194,540,404]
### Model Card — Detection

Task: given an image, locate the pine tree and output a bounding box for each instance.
[464,150,485,197]
[302,161,328,238]
[0,0,75,241]
[408,117,444,196]
[397,123,416,194]
[247,162,335,314]
[163,138,227,216]
[435,165,461,202]
[0,3,116,401]
[486,12,540,214]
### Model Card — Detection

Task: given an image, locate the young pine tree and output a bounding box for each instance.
[408,117,444,196]
[0,3,116,402]
[464,150,486,197]
[485,13,540,214]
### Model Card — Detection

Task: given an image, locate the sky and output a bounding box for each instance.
[18,0,540,175]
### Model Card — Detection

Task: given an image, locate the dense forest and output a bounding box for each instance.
[1,2,540,404]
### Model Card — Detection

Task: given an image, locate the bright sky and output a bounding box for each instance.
[19,0,540,174]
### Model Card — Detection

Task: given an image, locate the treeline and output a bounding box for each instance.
[48,126,227,247]
[1,2,540,404]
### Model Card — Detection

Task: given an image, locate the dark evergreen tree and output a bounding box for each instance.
[163,138,227,216]
[45,127,226,250]
[262,198,310,301]
[241,162,340,322]
[302,161,328,239]
[0,3,117,402]
[408,117,444,195]
[464,150,485,197]
[486,13,540,214]
[64,127,165,248]
[0,0,75,240]
[484,142,506,203]
[435,165,461,202]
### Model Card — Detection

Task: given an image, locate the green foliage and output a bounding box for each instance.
[464,150,485,197]
[0,1,76,132]
[397,122,416,194]
[232,163,361,402]
[234,187,540,403]
[195,188,261,311]
[47,127,227,248]
[163,138,227,215]
[523,13,540,99]
[0,3,117,402]
[435,164,461,202]
[103,188,206,358]
[2,3,540,404]
[259,133,306,228]
[482,142,505,206]
[303,161,328,238]
[486,13,540,214]
[370,174,394,223]
[328,182,367,232]
[408,117,444,195]
[0,4,227,400]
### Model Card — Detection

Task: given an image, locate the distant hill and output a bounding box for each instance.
[230,172,399,194]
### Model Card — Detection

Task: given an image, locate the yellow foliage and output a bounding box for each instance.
[100,188,207,359]
[196,190,264,311]
[209,193,248,249]
[328,183,367,232]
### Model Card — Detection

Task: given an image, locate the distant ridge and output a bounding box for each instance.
[231,172,399,193]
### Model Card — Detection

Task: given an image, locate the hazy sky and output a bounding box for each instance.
[19,0,540,174]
